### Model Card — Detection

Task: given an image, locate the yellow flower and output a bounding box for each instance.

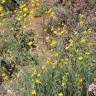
[83,30,88,35]
[41,65,46,70]
[83,28,92,35]
[85,52,91,55]
[78,78,83,85]
[79,13,84,27]
[50,12,55,18]
[87,28,92,33]
[61,82,66,87]
[1,0,6,3]
[35,79,41,83]
[24,13,27,17]
[79,78,83,83]
[80,38,87,43]
[53,60,58,65]
[16,17,22,21]
[46,57,51,64]
[53,31,58,35]
[2,73,8,80]
[32,70,37,76]
[45,36,50,42]
[23,7,28,12]
[36,3,39,6]
[23,24,27,29]
[78,56,83,61]
[3,75,8,80]
[61,30,64,34]
[2,73,6,77]
[58,92,63,96]
[16,34,20,39]
[37,73,41,77]
[47,8,52,14]
[51,39,57,47]
[54,52,59,57]
[58,30,66,36]
[20,4,26,9]
[52,60,58,69]
[32,90,36,95]
[79,14,84,18]
[27,41,33,46]
[61,77,67,87]
[0,5,3,11]
[0,13,4,16]
[88,43,93,47]
[51,27,54,31]
[79,20,84,27]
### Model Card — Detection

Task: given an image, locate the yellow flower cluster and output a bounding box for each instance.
[80,38,87,43]
[41,65,46,70]
[45,35,50,42]
[0,5,5,16]
[16,34,20,39]
[27,41,33,46]
[50,39,57,47]
[46,57,51,64]
[0,0,6,3]
[16,3,28,21]
[21,0,40,30]
[32,90,36,95]
[79,13,85,27]
[57,92,63,96]
[31,0,39,8]
[0,5,3,11]
[29,0,39,17]
[46,8,55,18]
[2,73,8,80]
[78,56,83,61]
[83,28,92,35]
[50,25,68,36]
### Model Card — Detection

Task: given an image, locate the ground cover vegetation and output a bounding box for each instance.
[0,0,96,96]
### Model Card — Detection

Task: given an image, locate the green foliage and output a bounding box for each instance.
[0,0,96,96]
[34,4,47,17]
[0,17,38,78]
